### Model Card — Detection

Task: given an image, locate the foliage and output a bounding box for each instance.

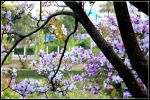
[77,37,91,49]
[92,47,100,56]
[59,15,86,34]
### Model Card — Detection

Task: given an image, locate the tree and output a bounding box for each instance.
[1,1,148,99]
[113,1,148,91]
[99,1,114,17]
[64,2,148,98]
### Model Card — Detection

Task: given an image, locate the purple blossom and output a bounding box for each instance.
[136,77,142,83]
[22,1,28,8]
[131,16,141,24]
[37,50,45,58]
[107,72,112,77]
[81,73,85,77]
[16,9,24,15]
[6,10,11,20]
[108,25,118,34]
[124,58,131,67]
[141,24,149,33]
[48,72,54,79]
[123,91,131,98]
[68,84,77,90]
[11,77,16,83]
[29,60,37,67]
[83,86,88,91]
[88,84,93,90]
[61,65,70,72]
[107,85,113,89]
[71,57,78,64]
[1,24,10,32]
[37,68,43,74]
[115,76,123,83]
[107,63,114,69]
[112,75,116,81]
[107,16,115,24]
[43,1,51,7]
[92,86,99,95]
[41,58,49,65]
[63,80,70,86]
[84,78,89,82]
[73,74,83,82]
[106,78,111,82]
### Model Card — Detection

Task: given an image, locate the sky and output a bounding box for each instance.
[4,1,107,17]
[4,1,105,11]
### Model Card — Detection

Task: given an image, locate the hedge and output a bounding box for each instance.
[14,47,35,55]
[14,45,64,55]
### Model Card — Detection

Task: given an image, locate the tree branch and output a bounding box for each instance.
[51,18,78,91]
[64,1,148,98]
[1,1,5,5]
[1,11,75,66]
[113,2,148,89]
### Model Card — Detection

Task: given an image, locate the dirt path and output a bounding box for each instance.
[2,60,86,70]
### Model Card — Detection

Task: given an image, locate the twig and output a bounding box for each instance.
[1,1,5,5]
[51,18,78,91]
[1,11,75,67]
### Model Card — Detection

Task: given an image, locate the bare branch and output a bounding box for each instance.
[51,18,78,91]
[1,1,5,5]
[1,11,75,66]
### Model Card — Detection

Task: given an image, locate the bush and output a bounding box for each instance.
[4,53,13,64]
[67,37,78,51]
[21,61,29,69]
[47,45,64,53]
[52,38,64,46]
[77,37,91,49]
[14,47,35,55]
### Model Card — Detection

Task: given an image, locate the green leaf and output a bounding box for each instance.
[2,18,8,25]
[121,83,126,90]
[2,7,7,11]
[62,35,67,41]
[111,88,116,98]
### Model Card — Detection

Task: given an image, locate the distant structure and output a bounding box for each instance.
[44,34,56,42]
[86,10,98,21]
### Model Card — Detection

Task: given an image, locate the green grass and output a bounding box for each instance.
[2,80,110,99]
[2,69,109,99]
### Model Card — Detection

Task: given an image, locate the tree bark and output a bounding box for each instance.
[64,2,148,98]
[113,2,148,89]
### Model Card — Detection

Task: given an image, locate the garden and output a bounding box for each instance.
[1,1,149,99]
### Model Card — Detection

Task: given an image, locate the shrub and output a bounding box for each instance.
[77,38,91,49]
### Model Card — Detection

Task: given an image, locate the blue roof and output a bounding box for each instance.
[86,10,98,21]
[44,35,56,42]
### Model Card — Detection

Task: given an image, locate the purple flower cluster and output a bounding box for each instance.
[1,24,10,32]
[107,85,113,90]
[73,74,83,82]
[123,91,131,99]
[107,16,116,24]
[12,79,47,99]
[85,56,102,76]
[37,50,45,58]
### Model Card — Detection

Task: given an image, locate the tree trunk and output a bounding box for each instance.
[64,2,148,98]
[113,2,148,89]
